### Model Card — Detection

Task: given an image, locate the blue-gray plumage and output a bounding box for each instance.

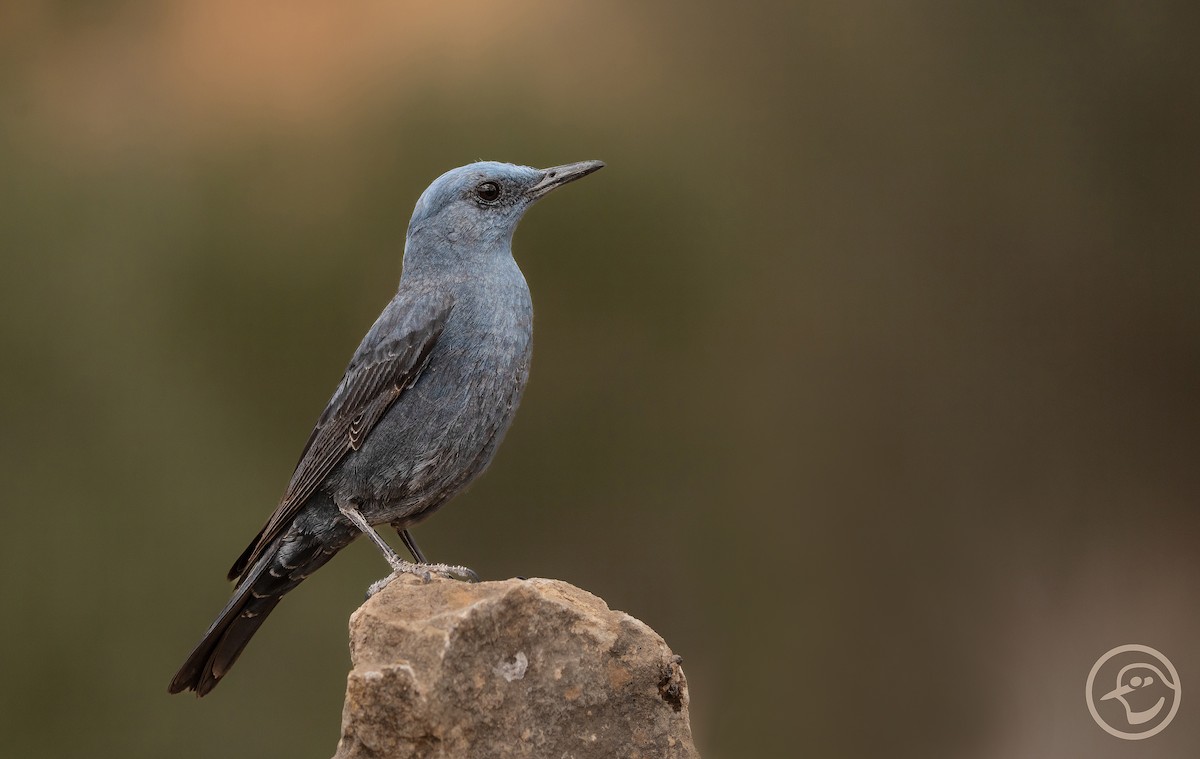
[170,159,604,696]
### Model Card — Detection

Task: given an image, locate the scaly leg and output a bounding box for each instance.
[336,501,476,595]
[394,524,480,583]
[397,528,428,563]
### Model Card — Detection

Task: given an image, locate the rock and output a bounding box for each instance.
[332,575,698,759]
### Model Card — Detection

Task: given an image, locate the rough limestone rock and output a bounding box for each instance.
[332,576,697,759]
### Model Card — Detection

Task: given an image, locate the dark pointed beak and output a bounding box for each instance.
[527,160,605,199]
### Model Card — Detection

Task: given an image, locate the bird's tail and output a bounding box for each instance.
[168,527,350,696]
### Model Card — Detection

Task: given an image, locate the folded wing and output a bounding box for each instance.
[227,292,454,583]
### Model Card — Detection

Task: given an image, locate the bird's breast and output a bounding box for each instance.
[338,279,533,520]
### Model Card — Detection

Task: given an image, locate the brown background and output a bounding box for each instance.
[1,2,1198,757]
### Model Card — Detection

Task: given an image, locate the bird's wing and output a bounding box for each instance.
[227,291,453,583]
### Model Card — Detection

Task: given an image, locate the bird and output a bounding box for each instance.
[1100,661,1179,726]
[169,159,604,696]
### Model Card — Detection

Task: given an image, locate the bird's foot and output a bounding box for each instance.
[366,560,480,598]
[425,563,480,584]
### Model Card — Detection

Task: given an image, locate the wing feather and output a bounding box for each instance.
[227,292,453,583]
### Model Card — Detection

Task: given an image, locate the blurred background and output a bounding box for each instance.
[2,2,1198,757]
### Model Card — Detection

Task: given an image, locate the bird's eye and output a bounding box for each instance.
[476,182,501,202]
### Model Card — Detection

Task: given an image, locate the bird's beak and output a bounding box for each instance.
[1101,684,1133,701]
[527,160,605,199]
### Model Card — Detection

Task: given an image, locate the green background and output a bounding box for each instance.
[2,2,1198,757]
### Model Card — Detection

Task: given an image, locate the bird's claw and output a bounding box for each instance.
[366,572,399,599]
[421,562,479,583]
[366,561,479,597]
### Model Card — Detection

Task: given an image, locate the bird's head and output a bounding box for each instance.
[404,160,604,269]
[1101,662,1178,726]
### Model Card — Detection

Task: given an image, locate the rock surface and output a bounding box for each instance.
[332,576,697,759]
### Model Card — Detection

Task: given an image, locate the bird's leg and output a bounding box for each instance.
[335,501,476,595]
[393,524,481,584]
[337,503,420,595]
[397,528,428,563]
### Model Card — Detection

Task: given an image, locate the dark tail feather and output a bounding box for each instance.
[168,550,277,696]
[169,530,342,696]
[227,525,266,582]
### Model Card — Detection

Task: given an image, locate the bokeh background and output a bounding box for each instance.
[2,2,1199,757]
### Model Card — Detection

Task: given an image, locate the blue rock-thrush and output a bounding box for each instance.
[169,159,604,696]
